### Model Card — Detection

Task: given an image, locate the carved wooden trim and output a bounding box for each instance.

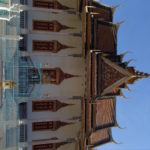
[32,40,73,53]
[33,0,71,10]
[41,68,77,84]
[102,60,125,90]
[88,6,113,22]
[32,121,71,131]
[32,100,70,112]
[32,142,69,150]
[33,20,73,32]
[101,57,131,96]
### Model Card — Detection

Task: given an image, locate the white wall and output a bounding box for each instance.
[26,98,81,145]
[21,1,83,149]
[25,1,84,97]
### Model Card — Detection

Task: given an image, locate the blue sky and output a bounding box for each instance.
[98,0,150,150]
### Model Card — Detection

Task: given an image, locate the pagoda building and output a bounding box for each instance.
[0,0,149,150]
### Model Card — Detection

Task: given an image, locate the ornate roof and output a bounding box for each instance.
[89,128,112,148]
[81,0,150,149]
[95,98,116,129]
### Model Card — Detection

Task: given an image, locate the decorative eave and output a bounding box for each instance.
[55,100,74,111]
[83,7,118,56]
[94,20,118,54]
[105,54,122,63]
[92,0,114,21]
[91,0,112,10]
[80,0,150,149]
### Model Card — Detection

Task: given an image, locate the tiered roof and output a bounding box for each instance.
[80,0,150,149]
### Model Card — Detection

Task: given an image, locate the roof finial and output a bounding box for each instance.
[124,59,136,66]
[124,84,131,91]
[127,68,150,84]
[135,71,150,78]
[120,90,127,99]
[110,136,122,145]
[120,51,132,60]
[119,83,131,91]
[115,121,126,130]
[116,20,125,30]
[111,4,121,13]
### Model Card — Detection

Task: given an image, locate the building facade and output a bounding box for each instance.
[0,0,149,150]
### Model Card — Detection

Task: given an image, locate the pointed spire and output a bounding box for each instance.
[54,121,73,130]
[58,68,80,84]
[126,67,150,84]
[135,70,150,78]
[60,24,74,30]
[53,40,74,52]
[55,20,74,32]
[64,73,78,79]
[55,100,74,111]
